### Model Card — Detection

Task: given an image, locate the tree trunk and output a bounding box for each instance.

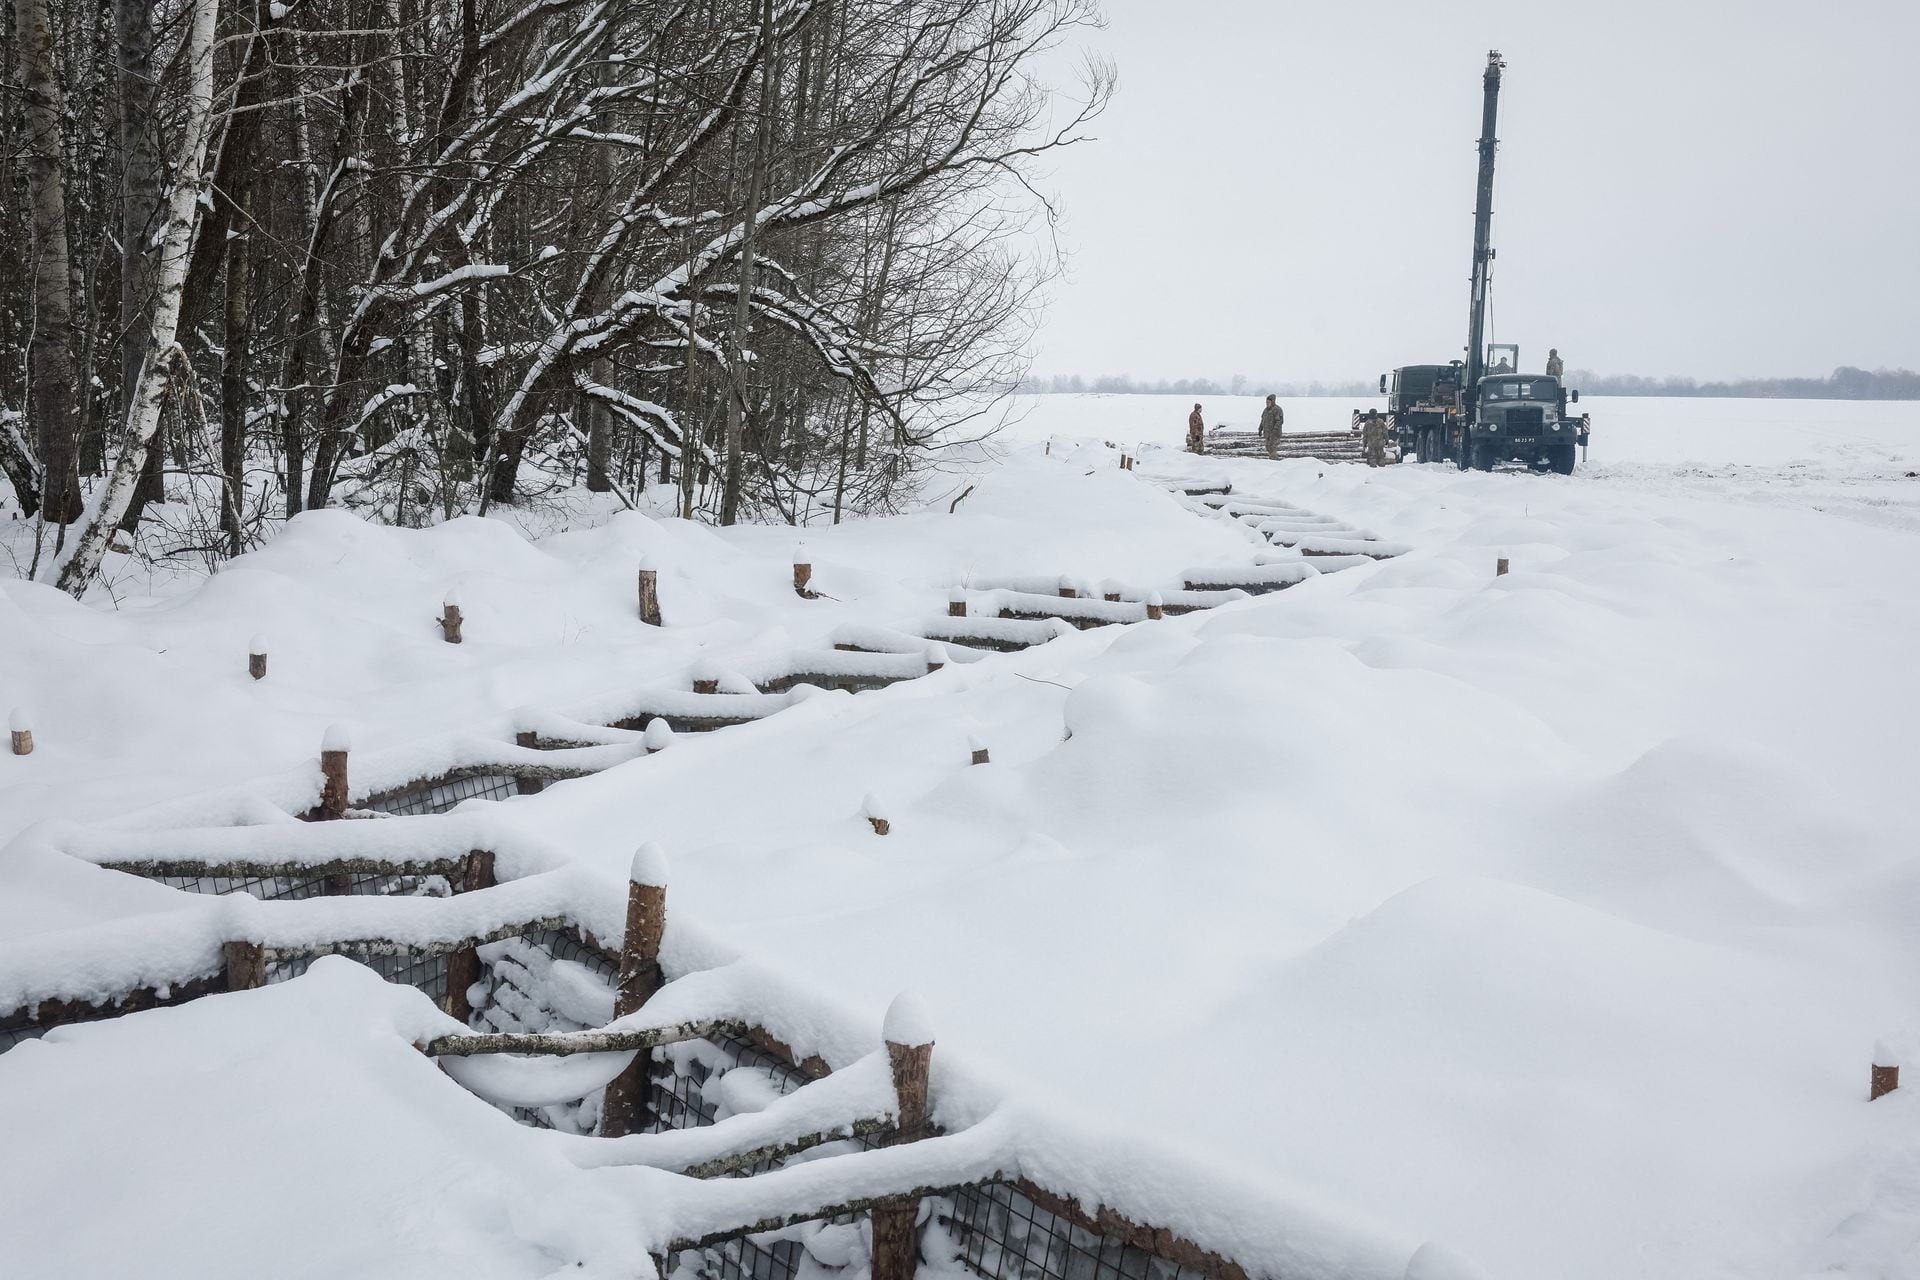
[56,0,220,597]
[115,0,160,426]
[18,0,85,527]
[720,0,778,527]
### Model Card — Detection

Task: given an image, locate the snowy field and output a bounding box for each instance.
[3,395,1919,1278]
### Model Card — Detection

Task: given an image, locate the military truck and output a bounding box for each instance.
[1365,52,1594,474]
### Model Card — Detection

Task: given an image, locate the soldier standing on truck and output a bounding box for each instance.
[1187,403,1205,454]
[1545,348,1564,379]
[1362,412,1388,467]
[1258,395,1284,458]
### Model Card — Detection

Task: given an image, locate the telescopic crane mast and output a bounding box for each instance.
[1463,50,1503,396]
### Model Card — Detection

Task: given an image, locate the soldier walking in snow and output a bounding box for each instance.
[1362,412,1388,467]
[1259,395,1284,459]
[1187,403,1205,455]
[1545,348,1565,379]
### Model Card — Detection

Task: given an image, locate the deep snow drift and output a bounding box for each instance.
[3,394,1918,1278]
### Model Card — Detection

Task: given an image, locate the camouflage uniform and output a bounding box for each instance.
[1362,413,1388,467]
[1545,350,1565,379]
[1258,400,1284,459]
[1187,405,1205,455]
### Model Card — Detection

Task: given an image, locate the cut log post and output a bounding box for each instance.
[601,843,669,1138]
[947,590,967,618]
[10,708,33,757]
[514,730,545,795]
[1145,592,1164,622]
[925,643,947,675]
[643,717,674,753]
[440,590,463,643]
[318,724,350,819]
[871,993,936,1280]
[248,634,267,681]
[637,555,661,627]
[692,676,719,695]
[793,545,813,598]
[443,850,498,1025]
[968,735,989,766]
[1872,1042,1901,1100]
[1496,558,1510,577]
[1057,575,1076,599]
[223,939,266,991]
[864,793,891,836]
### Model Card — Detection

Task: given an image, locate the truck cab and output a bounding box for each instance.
[1464,373,1588,474]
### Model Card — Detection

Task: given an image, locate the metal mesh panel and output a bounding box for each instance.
[667,1236,806,1280]
[364,772,521,817]
[1,1026,45,1052]
[265,947,448,1001]
[153,872,334,900]
[942,1184,1208,1280]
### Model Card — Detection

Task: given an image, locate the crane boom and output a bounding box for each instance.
[1463,50,1503,395]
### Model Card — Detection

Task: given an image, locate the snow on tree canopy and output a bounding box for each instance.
[883,990,935,1047]
[321,723,351,752]
[630,841,669,888]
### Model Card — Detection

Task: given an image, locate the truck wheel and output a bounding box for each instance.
[1548,439,1576,475]
[1456,439,1473,471]
[1412,431,1428,463]
[1471,441,1496,471]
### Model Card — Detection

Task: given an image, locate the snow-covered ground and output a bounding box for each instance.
[3,394,1919,1278]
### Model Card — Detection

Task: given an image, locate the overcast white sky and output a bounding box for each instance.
[1030,0,1920,382]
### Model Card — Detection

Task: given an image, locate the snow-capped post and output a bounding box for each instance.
[691,661,719,695]
[602,842,669,1138]
[443,850,499,1025]
[1402,1242,1491,1280]
[248,634,268,681]
[1057,574,1076,599]
[864,793,891,836]
[637,554,661,627]
[223,940,265,992]
[1496,557,1510,577]
[9,708,32,757]
[969,735,990,766]
[926,643,947,675]
[440,589,463,644]
[872,992,936,1280]
[318,724,350,819]
[514,730,545,796]
[793,544,814,598]
[947,589,967,619]
[1872,1042,1901,1100]
[1146,591,1165,622]
[1101,580,1122,603]
[643,717,674,753]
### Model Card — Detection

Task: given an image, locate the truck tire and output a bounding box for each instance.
[1548,439,1576,475]
[1471,440,1496,471]
[1456,437,1474,471]
[1413,430,1429,463]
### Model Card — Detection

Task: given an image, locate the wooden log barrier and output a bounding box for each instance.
[442,851,498,1026]
[319,725,350,819]
[515,730,545,795]
[948,590,967,619]
[1145,592,1164,622]
[601,843,669,1137]
[224,940,266,992]
[872,993,936,1280]
[638,555,662,627]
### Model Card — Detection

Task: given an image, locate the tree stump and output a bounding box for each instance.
[602,844,668,1138]
[637,558,661,626]
[1145,593,1164,621]
[793,546,814,598]
[947,591,967,618]
[440,593,463,643]
[1496,558,1510,577]
[9,709,32,757]
[318,725,350,819]
[248,635,267,681]
[872,994,935,1280]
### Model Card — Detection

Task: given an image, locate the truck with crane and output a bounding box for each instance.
[1362,51,1591,473]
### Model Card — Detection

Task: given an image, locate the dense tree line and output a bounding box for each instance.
[1,0,1110,594]
[1564,367,1920,400]
[1021,373,1372,397]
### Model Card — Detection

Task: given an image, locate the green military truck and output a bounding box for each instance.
[1377,363,1465,464]
[1461,366,1590,473]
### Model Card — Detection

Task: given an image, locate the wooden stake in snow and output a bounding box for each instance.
[1145,591,1165,622]
[318,723,350,819]
[514,730,544,796]
[872,992,936,1280]
[1496,557,1510,577]
[1872,1042,1901,1100]
[864,793,891,836]
[440,590,464,644]
[223,940,265,992]
[968,735,990,766]
[947,589,967,619]
[1101,580,1122,603]
[643,717,674,753]
[925,643,947,675]
[691,662,720,695]
[248,634,268,681]
[9,708,32,757]
[443,850,498,1024]
[1057,574,1077,599]
[637,555,661,627]
[793,545,814,598]
[602,843,669,1138]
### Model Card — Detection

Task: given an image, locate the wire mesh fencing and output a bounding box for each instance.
[363,772,522,816]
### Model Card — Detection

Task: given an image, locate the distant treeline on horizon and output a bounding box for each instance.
[1022,367,1920,400]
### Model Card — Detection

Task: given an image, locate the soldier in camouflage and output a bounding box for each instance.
[1362,412,1388,467]
[1546,348,1564,379]
[1258,395,1284,459]
[1187,403,1205,455]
